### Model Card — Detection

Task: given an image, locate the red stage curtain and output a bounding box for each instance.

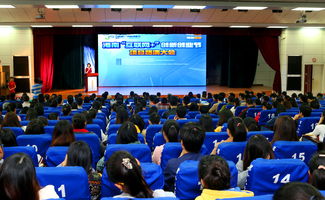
[34,35,54,92]
[254,36,281,92]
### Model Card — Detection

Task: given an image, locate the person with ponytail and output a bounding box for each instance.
[152,120,180,165]
[195,155,253,200]
[107,151,175,198]
[211,117,247,155]
[309,151,325,190]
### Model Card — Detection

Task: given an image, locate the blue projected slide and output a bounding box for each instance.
[98,34,206,86]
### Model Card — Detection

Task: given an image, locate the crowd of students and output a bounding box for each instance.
[0,90,324,199]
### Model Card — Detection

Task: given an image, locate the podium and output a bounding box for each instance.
[85,73,98,92]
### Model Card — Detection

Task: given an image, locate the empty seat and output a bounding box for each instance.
[108,133,145,144]
[247,131,274,142]
[204,132,229,154]
[104,144,152,163]
[101,163,164,197]
[272,141,317,164]
[296,117,319,137]
[146,124,163,150]
[17,134,52,157]
[4,146,38,166]
[46,146,68,167]
[217,142,247,164]
[175,160,238,200]
[36,166,90,200]
[245,158,308,195]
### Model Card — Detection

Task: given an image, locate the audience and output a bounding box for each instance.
[271,116,298,144]
[199,114,214,132]
[72,113,91,134]
[116,122,140,144]
[1,112,21,128]
[0,128,17,146]
[25,119,45,135]
[273,182,324,200]
[51,120,75,146]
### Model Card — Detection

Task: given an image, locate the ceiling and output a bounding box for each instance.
[0,0,325,27]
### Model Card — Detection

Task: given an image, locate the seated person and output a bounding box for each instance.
[174,105,187,120]
[162,96,178,119]
[308,151,325,190]
[273,182,323,200]
[72,113,91,134]
[0,128,17,147]
[25,119,45,135]
[0,139,3,166]
[271,116,298,144]
[149,113,161,125]
[238,98,255,119]
[304,110,325,142]
[199,114,214,132]
[293,104,312,121]
[164,122,205,191]
[48,112,59,120]
[107,150,175,198]
[62,104,72,116]
[214,109,233,132]
[51,120,75,146]
[195,155,253,200]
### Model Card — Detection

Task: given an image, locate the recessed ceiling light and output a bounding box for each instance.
[303,27,325,29]
[0,5,15,8]
[72,25,93,27]
[152,25,173,27]
[31,25,53,28]
[292,7,325,11]
[45,5,79,9]
[112,25,133,27]
[267,26,288,29]
[233,6,267,10]
[191,25,213,28]
[230,26,251,28]
[173,5,206,9]
[110,5,143,9]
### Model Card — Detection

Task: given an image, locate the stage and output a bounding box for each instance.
[44,85,273,99]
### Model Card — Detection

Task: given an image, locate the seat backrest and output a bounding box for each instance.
[278,112,297,117]
[45,126,55,135]
[4,146,38,166]
[177,119,199,128]
[74,134,101,165]
[107,124,122,135]
[246,108,263,118]
[20,120,29,126]
[217,142,247,164]
[246,158,308,195]
[153,133,166,149]
[59,116,72,122]
[86,124,102,139]
[217,103,227,112]
[272,141,317,164]
[258,110,276,126]
[310,112,322,117]
[160,142,182,170]
[101,163,164,197]
[48,120,59,126]
[92,118,106,131]
[158,109,168,117]
[104,144,152,162]
[17,134,52,157]
[108,133,145,144]
[146,124,163,150]
[188,111,200,119]
[46,146,68,167]
[204,132,229,154]
[235,106,247,116]
[175,160,238,200]
[36,166,90,200]
[247,131,274,142]
[3,127,24,137]
[296,117,320,137]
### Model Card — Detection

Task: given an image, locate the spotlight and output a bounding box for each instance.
[272,9,283,13]
[136,8,143,11]
[237,9,248,12]
[190,9,200,12]
[111,8,122,12]
[81,8,91,12]
[157,8,168,12]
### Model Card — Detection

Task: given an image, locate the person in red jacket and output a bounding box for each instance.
[85,63,92,74]
[8,77,16,99]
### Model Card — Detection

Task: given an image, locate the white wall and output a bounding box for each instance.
[280,28,325,94]
[0,27,34,91]
[253,50,275,87]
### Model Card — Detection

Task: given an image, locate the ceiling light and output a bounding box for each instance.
[152,25,173,27]
[0,26,13,28]
[0,5,15,8]
[110,5,143,9]
[267,26,288,29]
[303,27,324,29]
[230,26,251,28]
[72,25,93,27]
[112,25,133,27]
[45,5,79,9]
[31,25,53,28]
[233,6,267,10]
[292,7,325,11]
[191,25,213,28]
[173,6,206,9]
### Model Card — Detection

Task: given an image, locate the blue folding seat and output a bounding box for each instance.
[107,124,122,135]
[235,106,247,116]
[3,127,24,137]
[221,123,228,131]
[258,110,276,126]
[195,114,219,119]
[138,110,149,115]
[217,103,227,112]
[48,120,59,126]
[211,118,219,128]
[36,167,90,200]
[226,104,234,109]
[188,111,200,119]
[246,108,263,118]
[101,163,164,197]
[4,146,38,166]
[221,195,273,200]
[177,119,199,127]
[86,124,102,139]
[278,112,297,117]
[312,109,323,112]
[204,132,229,154]
[272,141,317,164]
[310,112,322,117]
[245,158,309,195]
[46,146,68,167]
[286,108,299,112]
[20,120,29,126]
[153,133,166,149]
[104,144,152,162]
[175,160,238,200]
[18,114,26,121]
[74,134,101,166]
[108,133,145,144]
[92,118,106,132]
[59,116,72,122]
[247,131,274,142]
[217,142,247,164]
[45,126,55,135]
[146,124,163,150]
[158,109,168,117]
[17,134,52,157]
[296,117,319,137]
